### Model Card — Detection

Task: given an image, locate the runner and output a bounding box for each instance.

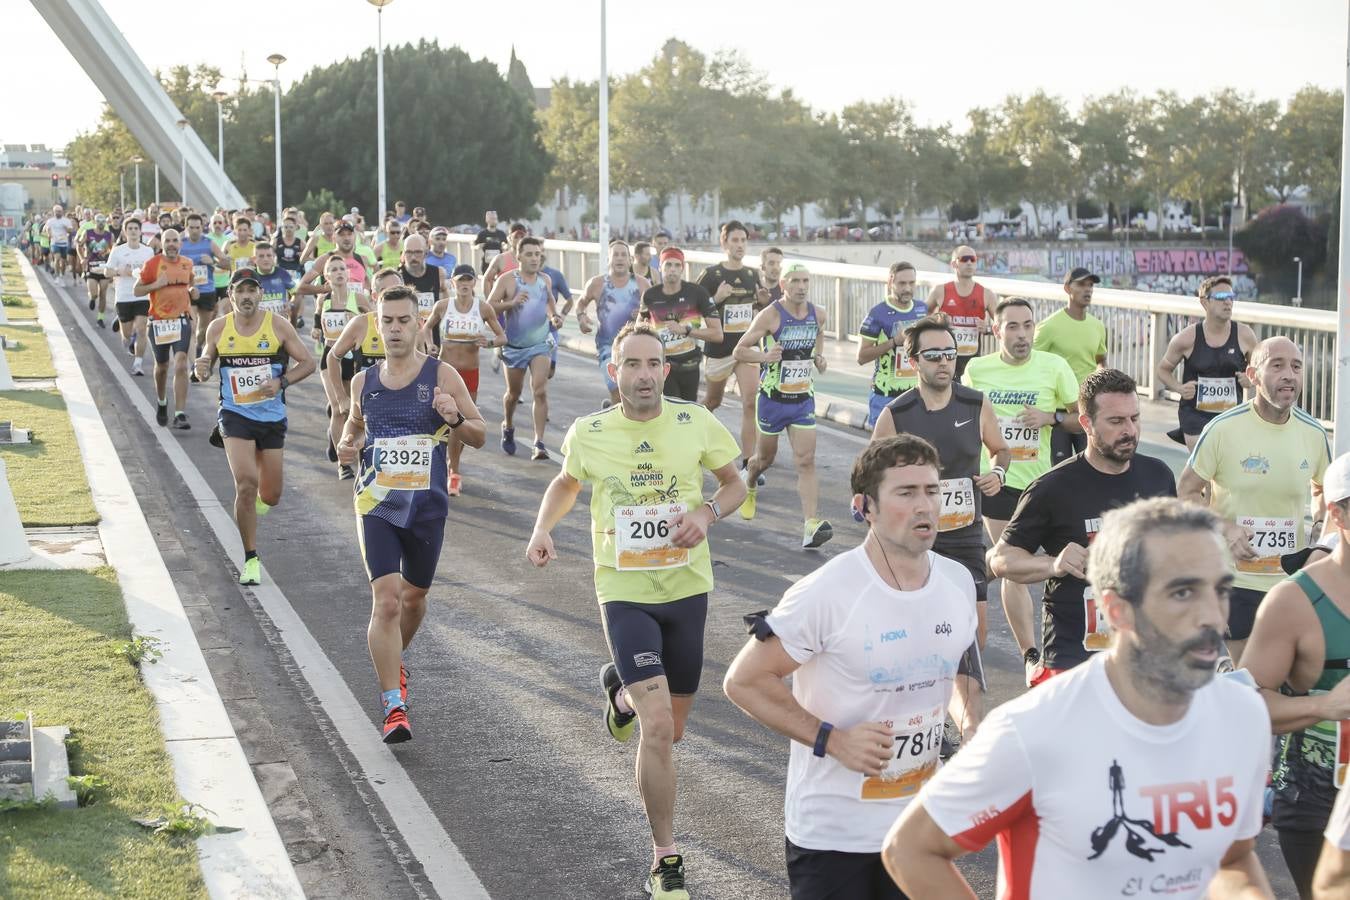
[637,247,722,402]
[723,434,984,900]
[297,221,373,302]
[1033,267,1109,463]
[486,236,562,460]
[1158,276,1260,450]
[72,209,92,283]
[223,215,256,273]
[632,241,654,283]
[700,220,771,482]
[375,219,404,270]
[274,215,305,282]
[576,239,648,405]
[79,213,115,328]
[526,321,746,899]
[989,369,1177,686]
[322,269,405,444]
[1240,452,1350,900]
[421,264,506,495]
[872,315,1010,719]
[336,285,486,743]
[650,229,672,280]
[482,223,528,298]
[924,245,997,378]
[250,243,297,323]
[540,247,573,379]
[397,233,446,330]
[1179,336,1331,665]
[300,211,338,267]
[886,497,1274,899]
[43,205,74,284]
[474,209,507,273]
[312,255,371,478]
[961,297,1080,681]
[107,217,155,375]
[759,246,784,301]
[425,226,458,282]
[1317,781,1350,898]
[733,263,833,549]
[194,268,315,585]
[859,261,930,429]
[207,213,232,297]
[134,227,197,428]
[180,212,231,359]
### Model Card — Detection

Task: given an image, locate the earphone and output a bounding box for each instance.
[851,495,869,523]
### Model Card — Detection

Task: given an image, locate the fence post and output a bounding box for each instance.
[834,277,845,340]
[1147,310,1169,400]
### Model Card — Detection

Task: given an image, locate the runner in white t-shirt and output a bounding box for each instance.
[106,217,155,376]
[1314,783,1350,897]
[43,205,75,283]
[885,497,1274,899]
[724,434,983,899]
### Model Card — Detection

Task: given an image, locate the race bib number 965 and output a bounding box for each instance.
[228,364,273,405]
[614,502,689,571]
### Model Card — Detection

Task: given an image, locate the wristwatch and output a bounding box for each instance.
[1054,410,1066,425]
[279,375,290,391]
[704,499,722,521]
[447,412,466,429]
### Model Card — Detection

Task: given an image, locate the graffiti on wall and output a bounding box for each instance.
[1133,248,1248,276]
[1034,247,1257,298]
[974,249,1048,276]
[1134,273,1258,297]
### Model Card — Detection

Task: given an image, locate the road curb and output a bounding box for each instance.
[18,258,304,899]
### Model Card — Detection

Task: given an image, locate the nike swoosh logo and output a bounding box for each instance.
[954,419,972,427]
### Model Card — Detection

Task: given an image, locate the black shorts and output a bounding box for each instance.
[150,317,192,363]
[191,292,219,311]
[1178,404,1218,437]
[601,593,708,695]
[1050,423,1087,464]
[1227,586,1266,641]
[981,485,1024,522]
[359,514,446,589]
[85,271,107,283]
[218,409,287,450]
[116,300,149,323]
[320,344,356,381]
[785,838,908,900]
[664,363,701,402]
[937,541,988,602]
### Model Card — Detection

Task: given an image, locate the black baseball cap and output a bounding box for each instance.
[1064,267,1101,286]
[451,264,477,280]
[336,221,356,233]
[230,267,261,287]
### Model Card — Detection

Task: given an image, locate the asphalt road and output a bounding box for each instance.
[41,272,1297,899]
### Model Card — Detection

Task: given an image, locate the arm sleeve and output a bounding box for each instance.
[1056,357,1079,406]
[699,412,742,473]
[1001,477,1053,554]
[858,309,883,340]
[764,578,831,665]
[560,424,585,481]
[696,289,719,320]
[1187,424,1220,481]
[919,707,1036,851]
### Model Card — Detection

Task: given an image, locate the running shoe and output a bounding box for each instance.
[255,496,271,516]
[740,479,757,521]
[171,412,191,431]
[600,662,636,743]
[327,434,338,463]
[132,357,144,376]
[338,464,355,481]
[239,556,261,586]
[96,317,105,329]
[189,371,200,383]
[501,425,516,456]
[155,403,168,426]
[88,298,96,310]
[1023,647,1042,688]
[448,472,462,496]
[400,663,410,707]
[381,706,411,744]
[491,348,501,373]
[112,318,121,334]
[741,461,766,487]
[209,423,224,449]
[531,441,549,461]
[646,855,689,900]
[802,518,833,549]
[128,331,137,354]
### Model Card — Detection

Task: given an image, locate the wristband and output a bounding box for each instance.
[704,498,721,521]
[990,465,1006,485]
[813,722,834,758]
[447,412,465,429]
[279,375,289,391]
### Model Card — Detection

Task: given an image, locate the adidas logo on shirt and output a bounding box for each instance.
[636,440,654,453]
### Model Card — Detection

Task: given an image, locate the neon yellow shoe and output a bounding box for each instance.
[239,556,261,586]
[646,855,690,900]
[255,497,271,516]
[741,487,757,520]
[803,518,834,549]
[600,663,635,743]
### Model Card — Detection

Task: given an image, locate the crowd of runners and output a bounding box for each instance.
[18,200,1350,900]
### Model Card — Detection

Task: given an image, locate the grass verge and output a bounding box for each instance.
[2,251,37,322]
[0,324,55,378]
[0,390,98,526]
[0,567,206,899]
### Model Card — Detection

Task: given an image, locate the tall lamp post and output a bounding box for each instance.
[1293,256,1303,308]
[367,0,394,225]
[598,0,609,252]
[132,155,143,210]
[211,89,227,168]
[176,118,189,207]
[267,54,286,225]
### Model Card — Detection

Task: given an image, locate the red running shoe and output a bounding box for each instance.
[382,706,411,744]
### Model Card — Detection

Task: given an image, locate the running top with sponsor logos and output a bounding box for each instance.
[939,281,986,357]
[1032,308,1108,384]
[885,384,988,546]
[355,312,386,369]
[180,236,219,295]
[355,356,450,526]
[138,254,194,319]
[1187,401,1331,593]
[758,301,819,403]
[858,298,930,396]
[440,295,485,345]
[697,263,762,359]
[108,243,155,304]
[766,546,978,853]
[275,236,304,275]
[1000,453,1178,670]
[560,400,739,605]
[919,653,1270,900]
[209,231,231,289]
[961,350,1079,491]
[593,273,644,351]
[639,282,718,369]
[82,229,114,268]
[254,267,295,317]
[216,311,288,423]
[1179,323,1248,419]
[503,272,552,348]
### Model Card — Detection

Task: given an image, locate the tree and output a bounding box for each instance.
[837,98,912,234]
[537,77,600,211]
[959,107,1021,224]
[1283,86,1343,212]
[995,91,1076,232]
[506,47,536,104]
[1079,91,1143,231]
[297,188,348,224]
[1233,204,1327,298]
[1138,91,1193,236]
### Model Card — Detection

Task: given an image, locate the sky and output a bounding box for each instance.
[3,0,1347,149]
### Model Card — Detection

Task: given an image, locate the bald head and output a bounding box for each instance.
[402,234,427,254]
[1249,336,1303,413]
[1251,336,1301,370]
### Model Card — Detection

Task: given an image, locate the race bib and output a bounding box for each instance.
[659,326,696,356]
[442,312,481,343]
[723,302,753,333]
[374,436,434,491]
[192,264,210,286]
[614,502,689,571]
[228,364,273,405]
[1336,719,1350,789]
[894,345,917,380]
[998,415,1041,462]
[952,323,980,356]
[483,248,500,264]
[416,291,436,318]
[321,311,350,341]
[778,358,814,395]
[861,721,943,801]
[1195,376,1239,413]
[1237,516,1297,574]
[1083,586,1112,652]
[938,477,975,532]
[259,297,289,316]
[233,254,252,270]
[151,317,183,346]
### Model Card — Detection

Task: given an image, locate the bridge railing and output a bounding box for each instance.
[443,235,1339,427]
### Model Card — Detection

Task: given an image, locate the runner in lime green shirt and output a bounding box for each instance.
[526,321,745,897]
[1034,267,1108,464]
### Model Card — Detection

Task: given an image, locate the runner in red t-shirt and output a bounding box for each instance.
[925,245,998,378]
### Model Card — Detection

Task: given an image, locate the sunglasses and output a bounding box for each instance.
[918,348,959,362]
[956,255,977,263]
[1208,291,1236,301]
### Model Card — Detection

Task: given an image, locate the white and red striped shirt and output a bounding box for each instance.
[918,654,1269,899]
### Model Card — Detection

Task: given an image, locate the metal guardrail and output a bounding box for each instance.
[444,235,1339,427]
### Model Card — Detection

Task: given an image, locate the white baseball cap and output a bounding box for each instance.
[1326,452,1350,505]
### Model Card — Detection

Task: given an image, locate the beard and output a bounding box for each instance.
[1127,606,1223,701]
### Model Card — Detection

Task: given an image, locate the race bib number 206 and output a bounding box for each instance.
[614,502,689,571]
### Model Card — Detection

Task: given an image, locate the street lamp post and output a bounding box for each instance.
[119,168,126,211]
[1293,256,1303,307]
[598,0,609,251]
[132,156,143,210]
[367,0,394,225]
[211,90,227,168]
[267,54,286,225]
[176,118,189,207]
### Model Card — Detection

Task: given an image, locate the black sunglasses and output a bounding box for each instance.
[919,348,959,362]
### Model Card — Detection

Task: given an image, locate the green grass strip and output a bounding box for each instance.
[0,390,98,526]
[0,324,55,378]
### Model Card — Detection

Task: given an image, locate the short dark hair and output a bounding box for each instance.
[720,220,749,241]
[850,435,941,503]
[1079,368,1137,418]
[518,236,543,252]
[378,285,417,306]
[888,260,916,276]
[612,320,665,362]
[903,313,957,359]
[995,296,1034,317]
[633,241,652,255]
[185,213,203,225]
[763,246,784,259]
[1198,275,1233,299]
